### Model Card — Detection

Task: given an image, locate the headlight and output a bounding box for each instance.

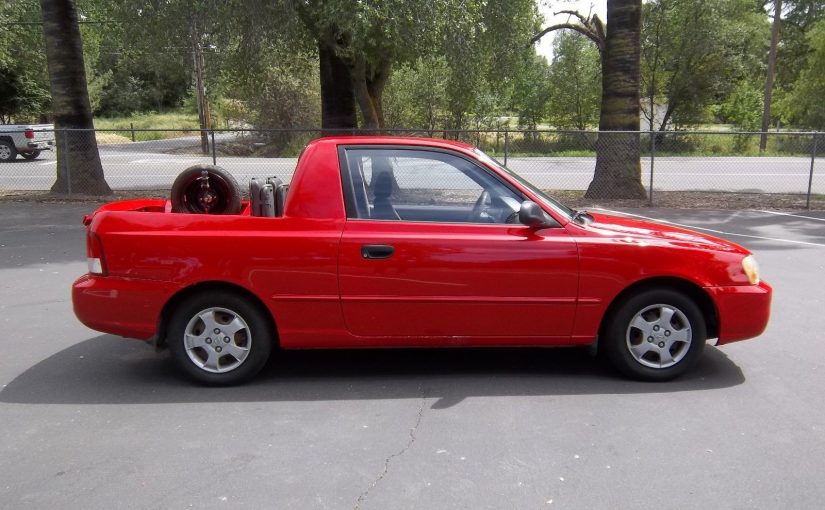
[741,255,760,285]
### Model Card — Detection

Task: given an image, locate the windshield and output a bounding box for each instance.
[472,148,575,219]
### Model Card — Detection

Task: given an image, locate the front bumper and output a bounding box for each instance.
[706,281,772,345]
[72,274,178,340]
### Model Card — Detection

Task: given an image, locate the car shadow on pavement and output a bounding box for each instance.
[0,335,745,409]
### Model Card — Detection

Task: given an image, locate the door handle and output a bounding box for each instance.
[361,244,394,260]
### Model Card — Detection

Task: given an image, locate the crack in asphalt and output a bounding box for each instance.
[354,392,427,510]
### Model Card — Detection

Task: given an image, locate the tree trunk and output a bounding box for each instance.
[760,0,782,153]
[319,42,356,134]
[191,26,210,155]
[366,66,388,129]
[351,57,389,132]
[652,101,680,150]
[585,0,646,199]
[40,0,111,195]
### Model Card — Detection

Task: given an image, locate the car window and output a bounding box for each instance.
[343,148,522,224]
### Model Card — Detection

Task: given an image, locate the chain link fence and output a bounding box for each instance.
[0,128,822,208]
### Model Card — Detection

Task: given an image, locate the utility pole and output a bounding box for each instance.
[191,25,210,154]
[760,0,782,153]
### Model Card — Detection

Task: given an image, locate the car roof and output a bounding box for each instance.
[307,136,477,152]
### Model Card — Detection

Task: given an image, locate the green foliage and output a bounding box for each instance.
[714,80,763,130]
[641,0,769,131]
[93,111,200,130]
[440,0,539,130]
[0,0,51,121]
[231,62,321,130]
[511,53,552,131]
[296,0,443,66]
[775,0,825,91]
[546,31,601,130]
[778,18,825,129]
[359,0,539,132]
[0,66,28,122]
[383,56,450,131]
[93,111,201,140]
[96,59,190,117]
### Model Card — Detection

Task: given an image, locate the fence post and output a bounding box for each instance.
[649,131,656,205]
[504,130,509,167]
[807,132,819,209]
[62,130,72,196]
[130,122,136,142]
[211,129,217,166]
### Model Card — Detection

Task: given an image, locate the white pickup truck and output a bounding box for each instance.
[0,124,55,162]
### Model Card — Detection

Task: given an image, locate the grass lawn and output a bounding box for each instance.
[93,111,201,141]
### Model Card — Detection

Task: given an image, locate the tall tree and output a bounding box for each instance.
[40,0,110,195]
[533,1,646,199]
[293,0,538,131]
[292,0,443,130]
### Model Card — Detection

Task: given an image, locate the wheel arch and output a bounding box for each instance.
[598,276,719,344]
[156,281,278,348]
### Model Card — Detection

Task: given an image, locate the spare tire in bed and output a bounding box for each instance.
[171,164,242,214]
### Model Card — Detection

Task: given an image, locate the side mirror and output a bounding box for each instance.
[518,201,554,228]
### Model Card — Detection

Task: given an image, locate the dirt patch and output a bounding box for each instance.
[3,189,823,210]
[552,190,825,211]
[95,133,133,145]
[0,190,165,205]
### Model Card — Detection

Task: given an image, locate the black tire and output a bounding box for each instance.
[167,291,274,385]
[21,150,41,160]
[0,140,17,162]
[602,289,706,381]
[170,164,242,214]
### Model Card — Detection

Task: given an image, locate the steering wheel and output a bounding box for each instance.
[470,190,492,222]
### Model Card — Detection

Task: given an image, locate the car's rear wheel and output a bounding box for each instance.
[0,140,17,162]
[167,291,273,385]
[602,289,706,381]
[21,150,41,160]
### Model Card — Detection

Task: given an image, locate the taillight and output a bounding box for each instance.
[87,231,107,275]
[24,129,34,139]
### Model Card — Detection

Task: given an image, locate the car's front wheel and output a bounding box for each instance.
[602,289,706,381]
[167,291,273,385]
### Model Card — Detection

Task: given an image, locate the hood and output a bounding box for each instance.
[581,211,749,254]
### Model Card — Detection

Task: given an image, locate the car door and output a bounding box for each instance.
[337,146,579,343]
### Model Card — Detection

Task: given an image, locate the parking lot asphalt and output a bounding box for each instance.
[1,202,824,509]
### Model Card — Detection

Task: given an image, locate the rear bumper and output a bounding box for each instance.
[72,274,177,340]
[26,141,53,150]
[707,281,772,345]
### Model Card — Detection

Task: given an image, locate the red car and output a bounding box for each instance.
[72,137,771,385]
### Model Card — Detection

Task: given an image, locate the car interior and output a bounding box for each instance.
[345,150,522,224]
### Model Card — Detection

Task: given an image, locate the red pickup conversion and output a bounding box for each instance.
[73,136,771,385]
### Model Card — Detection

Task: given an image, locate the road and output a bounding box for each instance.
[1,145,822,194]
[1,202,824,508]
